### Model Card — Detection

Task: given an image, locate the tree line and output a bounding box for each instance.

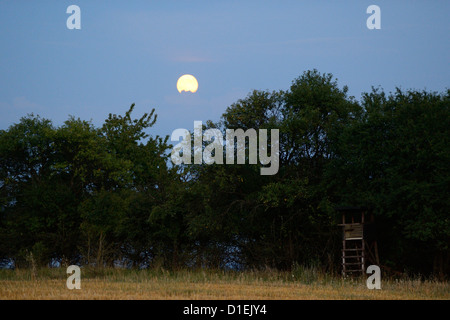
[0,70,448,276]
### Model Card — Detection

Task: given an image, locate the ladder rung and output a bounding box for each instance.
[344,262,363,266]
[343,255,363,259]
[343,248,362,251]
[344,269,364,272]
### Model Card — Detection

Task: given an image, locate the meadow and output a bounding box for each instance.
[0,267,448,300]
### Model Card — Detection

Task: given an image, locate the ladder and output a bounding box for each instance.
[342,236,365,276]
[339,210,365,276]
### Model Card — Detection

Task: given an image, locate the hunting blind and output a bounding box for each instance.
[337,207,379,276]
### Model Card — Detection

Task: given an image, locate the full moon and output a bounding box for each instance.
[177,74,198,93]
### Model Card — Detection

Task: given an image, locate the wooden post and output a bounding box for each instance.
[362,211,365,272]
[361,238,365,273]
[342,239,346,276]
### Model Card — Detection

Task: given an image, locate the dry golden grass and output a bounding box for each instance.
[0,268,448,300]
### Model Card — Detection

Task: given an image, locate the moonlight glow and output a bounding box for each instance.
[177,74,198,93]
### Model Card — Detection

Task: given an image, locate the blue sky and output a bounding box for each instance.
[0,0,449,138]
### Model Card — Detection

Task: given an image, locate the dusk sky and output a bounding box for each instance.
[1,0,449,138]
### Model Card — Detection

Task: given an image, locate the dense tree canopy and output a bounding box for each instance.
[0,71,448,276]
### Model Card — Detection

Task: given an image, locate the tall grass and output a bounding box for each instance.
[0,267,448,300]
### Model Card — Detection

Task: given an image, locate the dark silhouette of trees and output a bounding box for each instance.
[0,71,448,276]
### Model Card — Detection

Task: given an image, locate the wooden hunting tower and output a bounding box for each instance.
[337,207,379,276]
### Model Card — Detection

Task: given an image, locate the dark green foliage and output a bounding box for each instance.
[0,73,448,276]
[328,87,449,275]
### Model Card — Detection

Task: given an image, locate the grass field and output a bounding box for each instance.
[0,267,448,300]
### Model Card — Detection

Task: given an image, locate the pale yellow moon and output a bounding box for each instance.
[177,74,198,93]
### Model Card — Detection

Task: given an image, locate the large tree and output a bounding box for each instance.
[329,88,450,275]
